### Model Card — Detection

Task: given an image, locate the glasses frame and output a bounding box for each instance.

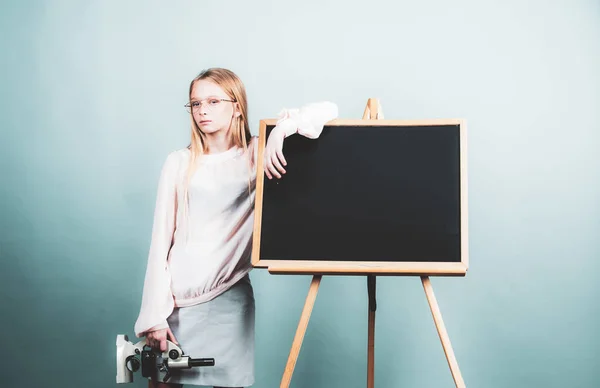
[184,97,237,114]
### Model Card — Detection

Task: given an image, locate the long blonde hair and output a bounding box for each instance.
[182,68,253,232]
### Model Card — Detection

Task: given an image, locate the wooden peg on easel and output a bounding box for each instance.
[363,97,384,119]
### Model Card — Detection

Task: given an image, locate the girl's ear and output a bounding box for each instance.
[234,102,241,117]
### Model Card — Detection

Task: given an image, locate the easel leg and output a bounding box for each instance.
[280,275,322,388]
[367,275,376,388]
[421,276,466,388]
[363,97,380,388]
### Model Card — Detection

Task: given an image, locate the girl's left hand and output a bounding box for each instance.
[264,128,287,179]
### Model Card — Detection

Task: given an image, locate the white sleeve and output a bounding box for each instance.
[275,101,338,139]
[133,151,180,337]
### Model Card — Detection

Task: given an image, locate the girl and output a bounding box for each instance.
[133,67,337,388]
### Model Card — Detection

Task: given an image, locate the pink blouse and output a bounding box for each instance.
[134,101,338,337]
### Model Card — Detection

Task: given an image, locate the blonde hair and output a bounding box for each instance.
[181,68,253,233]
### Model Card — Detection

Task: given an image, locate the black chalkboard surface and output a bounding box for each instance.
[251,119,468,276]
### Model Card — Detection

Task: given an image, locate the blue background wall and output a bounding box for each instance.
[1,1,599,387]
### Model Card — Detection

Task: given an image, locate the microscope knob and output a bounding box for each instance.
[126,355,141,372]
[169,349,180,360]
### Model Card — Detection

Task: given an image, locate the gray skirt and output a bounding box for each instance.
[165,274,255,387]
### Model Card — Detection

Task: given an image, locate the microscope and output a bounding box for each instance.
[116,334,215,384]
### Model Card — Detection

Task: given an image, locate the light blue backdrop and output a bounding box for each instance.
[1,1,599,387]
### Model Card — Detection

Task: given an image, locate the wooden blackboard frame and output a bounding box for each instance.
[251,118,469,277]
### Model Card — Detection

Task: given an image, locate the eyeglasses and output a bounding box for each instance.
[184,97,236,114]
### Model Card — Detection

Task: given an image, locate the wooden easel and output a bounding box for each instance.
[278,98,466,388]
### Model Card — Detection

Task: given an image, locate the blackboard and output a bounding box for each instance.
[251,119,468,276]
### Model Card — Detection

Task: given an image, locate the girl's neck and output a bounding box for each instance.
[204,132,233,154]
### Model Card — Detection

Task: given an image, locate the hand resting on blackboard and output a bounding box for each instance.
[264,101,338,179]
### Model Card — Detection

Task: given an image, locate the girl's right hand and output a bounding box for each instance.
[146,327,179,352]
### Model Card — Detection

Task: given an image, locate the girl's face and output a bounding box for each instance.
[189,79,239,135]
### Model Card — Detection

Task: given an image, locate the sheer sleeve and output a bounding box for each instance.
[134,151,181,337]
[275,101,338,139]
